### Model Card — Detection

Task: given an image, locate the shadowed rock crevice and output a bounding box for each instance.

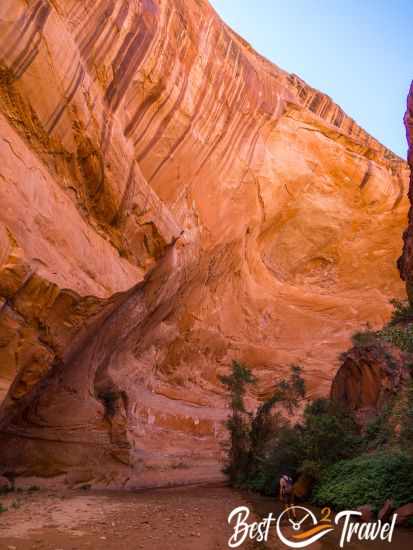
[398,81,413,300]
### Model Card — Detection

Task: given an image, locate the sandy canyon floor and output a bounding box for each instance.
[0,485,412,550]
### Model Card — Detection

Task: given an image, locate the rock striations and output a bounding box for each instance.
[0,0,409,487]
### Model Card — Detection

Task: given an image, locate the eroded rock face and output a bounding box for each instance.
[331,341,411,426]
[0,0,409,487]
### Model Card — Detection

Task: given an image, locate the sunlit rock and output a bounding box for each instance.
[0,0,408,487]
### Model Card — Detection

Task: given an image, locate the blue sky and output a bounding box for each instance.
[211,0,412,158]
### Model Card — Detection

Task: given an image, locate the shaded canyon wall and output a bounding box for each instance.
[399,81,413,299]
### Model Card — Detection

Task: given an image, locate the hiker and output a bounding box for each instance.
[279,473,296,518]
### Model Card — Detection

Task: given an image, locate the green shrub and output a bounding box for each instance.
[350,305,413,354]
[241,397,362,495]
[312,451,413,511]
[400,382,413,452]
[249,423,304,494]
[363,402,395,450]
[351,330,378,348]
[378,324,413,353]
[298,459,323,481]
[389,299,413,325]
[299,399,362,468]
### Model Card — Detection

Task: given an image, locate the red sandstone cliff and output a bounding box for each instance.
[331,339,411,426]
[0,0,409,487]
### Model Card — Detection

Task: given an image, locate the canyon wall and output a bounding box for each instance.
[0,0,409,487]
[399,81,413,298]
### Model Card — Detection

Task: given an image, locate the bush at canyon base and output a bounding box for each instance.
[313,451,413,512]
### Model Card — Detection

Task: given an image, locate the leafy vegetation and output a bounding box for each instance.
[378,324,413,353]
[349,299,413,354]
[219,361,305,488]
[298,399,362,472]
[388,299,413,325]
[363,402,395,450]
[313,451,413,511]
[400,382,413,453]
[351,330,378,348]
[246,423,303,495]
[243,399,363,496]
[220,363,363,495]
[218,361,256,486]
[311,356,413,514]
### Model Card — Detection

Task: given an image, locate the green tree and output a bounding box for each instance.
[219,361,256,485]
[220,362,306,490]
[299,399,362,478]
[248,365,305,478]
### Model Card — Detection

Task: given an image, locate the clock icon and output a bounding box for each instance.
[276,506,334,548]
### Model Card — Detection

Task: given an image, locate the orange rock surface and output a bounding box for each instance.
[0,0,409,487]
